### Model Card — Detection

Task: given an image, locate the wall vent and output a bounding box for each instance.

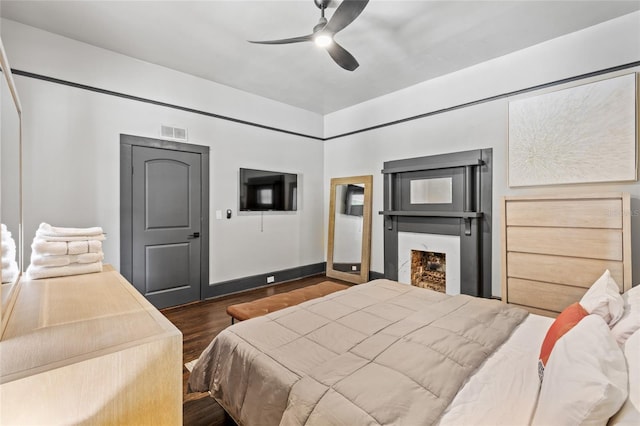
[160,125,188,141]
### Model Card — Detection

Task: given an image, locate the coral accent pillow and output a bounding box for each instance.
[538,302,588,381]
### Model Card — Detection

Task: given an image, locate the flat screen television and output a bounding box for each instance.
[239,168,298,211]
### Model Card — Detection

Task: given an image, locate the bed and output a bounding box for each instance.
[188,193,639,425]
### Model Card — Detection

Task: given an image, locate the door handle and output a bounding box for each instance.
[188,232,200,239]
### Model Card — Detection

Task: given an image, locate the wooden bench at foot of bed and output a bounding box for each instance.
[227,281,350,323]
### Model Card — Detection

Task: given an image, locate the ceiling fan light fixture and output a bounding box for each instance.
[249,0,369,70]
[314,33,333,47]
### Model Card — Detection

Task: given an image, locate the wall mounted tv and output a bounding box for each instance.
[239,168,298,211]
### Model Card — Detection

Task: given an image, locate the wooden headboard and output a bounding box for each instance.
[501,193,632,317]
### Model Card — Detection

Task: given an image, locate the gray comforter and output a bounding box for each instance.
[188,279,528,426]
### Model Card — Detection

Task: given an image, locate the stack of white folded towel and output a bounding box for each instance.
[1,223,19,284]
[26,222,106,280]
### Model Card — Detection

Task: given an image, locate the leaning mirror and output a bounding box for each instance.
[327,175,372,284]
[1,37,23,332]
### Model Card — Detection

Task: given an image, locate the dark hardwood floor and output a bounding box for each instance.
[161,274,352,426]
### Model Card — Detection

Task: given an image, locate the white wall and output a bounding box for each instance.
[2,19,326,284]
[324,12,640,296]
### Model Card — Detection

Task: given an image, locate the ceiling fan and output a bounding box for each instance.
[248,0,369,71]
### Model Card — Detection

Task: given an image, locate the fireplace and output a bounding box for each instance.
[412,250,446,292]
[381,149,492,298]
[397,232,460,295]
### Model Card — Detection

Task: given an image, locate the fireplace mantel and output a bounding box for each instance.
[381,149,492,298]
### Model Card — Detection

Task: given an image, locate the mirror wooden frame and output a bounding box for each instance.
[0,37,23,337]
[327,175,372,284]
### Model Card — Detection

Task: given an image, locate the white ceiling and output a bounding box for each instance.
[2,1,639,115]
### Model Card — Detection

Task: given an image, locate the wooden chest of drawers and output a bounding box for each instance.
[501,193,631,317]
[0,266,182,425]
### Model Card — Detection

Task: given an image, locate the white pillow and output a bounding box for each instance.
[624,330,640,411]
[609,330,640,424]
[611,286,640,346]
[580,269,625,326]
[532,315,628,426]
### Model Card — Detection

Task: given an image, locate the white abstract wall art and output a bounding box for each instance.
[508,73,637,187]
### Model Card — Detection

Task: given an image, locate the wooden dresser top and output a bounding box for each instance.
[0,266,181,384]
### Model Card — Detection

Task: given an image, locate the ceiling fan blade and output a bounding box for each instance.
[326,41,359,71]
[325,0,369,34]
[248,34,313,45]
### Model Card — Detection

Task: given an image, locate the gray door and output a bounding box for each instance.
[131,145,201,308]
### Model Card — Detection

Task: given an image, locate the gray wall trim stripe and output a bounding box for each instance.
[12,61,640,142]
[323,61,640,140]
[203,262,327,299]
[12,69,323,141]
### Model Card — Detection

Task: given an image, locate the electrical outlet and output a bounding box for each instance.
[351,265,357,271]
[266,275,275,284]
